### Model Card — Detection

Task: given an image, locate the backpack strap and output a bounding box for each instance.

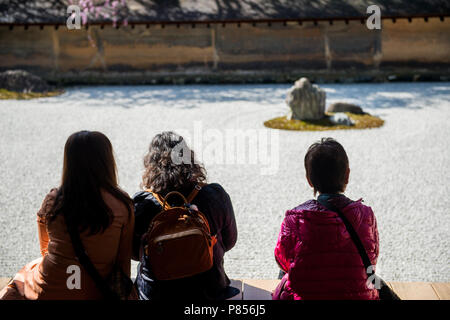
[186,184,203,203]
[146,183,204,209]
[146,190,169,210]
[162,191,188,209]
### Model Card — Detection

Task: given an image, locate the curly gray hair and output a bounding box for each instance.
[142,131,207,195]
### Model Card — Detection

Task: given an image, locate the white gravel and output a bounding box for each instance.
[0,82,449,282]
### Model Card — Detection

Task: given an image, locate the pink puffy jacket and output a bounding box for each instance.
[274,197,379,300]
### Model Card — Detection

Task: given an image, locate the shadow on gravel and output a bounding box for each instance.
[32,83,450,111]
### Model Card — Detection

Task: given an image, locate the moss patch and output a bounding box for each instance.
[0,89,63,100]
[264,112,384,131]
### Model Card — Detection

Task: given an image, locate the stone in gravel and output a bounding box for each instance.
[329,112,355,126]
[0,70,52,93]
[286,77,326,120]
[327,102,366,115]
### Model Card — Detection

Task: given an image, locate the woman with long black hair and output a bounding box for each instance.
[0,131,134,300]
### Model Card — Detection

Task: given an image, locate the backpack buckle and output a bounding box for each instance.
[178,214,190,222]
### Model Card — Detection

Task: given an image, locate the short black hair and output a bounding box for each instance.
[304,138,349,195]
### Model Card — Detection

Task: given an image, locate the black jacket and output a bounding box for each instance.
[132,183,237,300]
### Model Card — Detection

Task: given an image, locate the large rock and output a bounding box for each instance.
[327,102,365,115]
[286,77,326,120]
[0,70,52,93]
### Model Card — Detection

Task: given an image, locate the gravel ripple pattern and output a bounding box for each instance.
[0,82,449,282]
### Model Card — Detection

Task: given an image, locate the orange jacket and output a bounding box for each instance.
[1,188,134,300]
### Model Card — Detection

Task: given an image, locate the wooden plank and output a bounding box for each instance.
[242,279,280,300]
[0,278,12,291]
[386,281,394,291]
[227,279,243,300]
[389,282,439,300]
[431,283,450,300]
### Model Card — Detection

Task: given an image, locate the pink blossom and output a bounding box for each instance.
[80,12,88,25]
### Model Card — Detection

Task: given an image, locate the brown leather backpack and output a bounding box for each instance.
[141,185,217,280]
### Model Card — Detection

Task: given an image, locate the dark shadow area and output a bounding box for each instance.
[1,1,449,24]
[222,285,241,300]
[33,82,450,111]
[324,82,450,110]
[36,84,291,109]
[109,0,450,21]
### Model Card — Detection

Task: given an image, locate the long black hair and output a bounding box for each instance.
[47,131,131,235]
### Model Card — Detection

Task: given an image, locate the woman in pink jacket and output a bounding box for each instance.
[274,138,385,300]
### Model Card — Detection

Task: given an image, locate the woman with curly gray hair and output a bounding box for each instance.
[132,131,238,300]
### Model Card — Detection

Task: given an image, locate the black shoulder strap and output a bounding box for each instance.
[317,198,374,277]
[65,216,118,300]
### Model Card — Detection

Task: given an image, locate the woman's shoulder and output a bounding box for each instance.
[132,190,162,216]
[37,188,59,218]
[199,183,228,197]
[201,182,221,190]
[344,198,376,224]
[133,190,160,205]
[100,189,133,222]
[287,199,323,215]
[196,183,232,204]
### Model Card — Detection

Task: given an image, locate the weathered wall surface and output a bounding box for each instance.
[0,18,449,84]
[382,19,450,66]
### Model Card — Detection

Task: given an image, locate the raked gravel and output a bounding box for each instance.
[0,82,449,282]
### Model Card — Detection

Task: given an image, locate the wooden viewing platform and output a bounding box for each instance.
[1,277,449,300]
[228,280,450,300]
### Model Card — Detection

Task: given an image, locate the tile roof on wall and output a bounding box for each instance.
[0,0,449,24]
